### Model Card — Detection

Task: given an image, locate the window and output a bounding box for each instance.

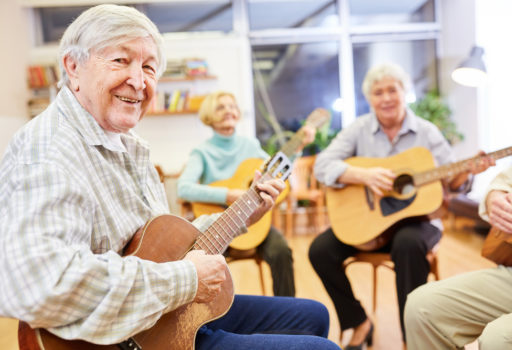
[252,41,341,145]
[35,1,233,44]
[349,0,435,25]
[248,0,338,30]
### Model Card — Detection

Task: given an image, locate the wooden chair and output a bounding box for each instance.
[285,155,325,236]
[225,247,267,296]
[342,244,440,313]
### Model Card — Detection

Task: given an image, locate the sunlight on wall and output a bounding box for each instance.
[476,0,512,151]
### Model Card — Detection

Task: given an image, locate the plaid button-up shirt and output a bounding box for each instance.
[0,86,222,344]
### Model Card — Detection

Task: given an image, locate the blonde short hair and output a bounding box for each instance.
[361,63,412,100]
[198,91,240,126]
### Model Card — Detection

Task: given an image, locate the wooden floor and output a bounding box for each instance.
[229,212,495,349]
[0,214,494,350]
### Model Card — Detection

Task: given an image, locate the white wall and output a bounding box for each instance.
[439,0,479,160]
[0,1,31,156]
[440,0,512,200]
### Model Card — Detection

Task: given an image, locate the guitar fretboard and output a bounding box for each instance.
[193,182,264,255]
[270,108,329,160]
[414,146,512,186]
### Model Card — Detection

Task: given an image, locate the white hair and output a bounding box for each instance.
[58,4,166,87]
[361,63,412,100]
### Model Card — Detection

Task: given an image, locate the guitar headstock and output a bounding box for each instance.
[262,151,292,182]
[304,108,330,130]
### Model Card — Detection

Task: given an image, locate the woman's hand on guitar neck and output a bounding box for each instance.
[184,250,228,303]
[297,125,316,151]
[246,170,286,227]
[486,190,512,234]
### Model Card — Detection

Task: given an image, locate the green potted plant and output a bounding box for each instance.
[409,89,464,144]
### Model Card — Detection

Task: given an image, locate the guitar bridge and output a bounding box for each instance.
[364,186,374,210]
[118,337,142,350]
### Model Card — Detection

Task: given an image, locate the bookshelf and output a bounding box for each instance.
[27,64,59,118]
[146,74,217,117]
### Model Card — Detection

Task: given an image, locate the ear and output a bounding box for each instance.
[62,55,80,91]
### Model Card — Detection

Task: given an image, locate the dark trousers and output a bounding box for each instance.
[308,220,441,340]
[257,226,295,296]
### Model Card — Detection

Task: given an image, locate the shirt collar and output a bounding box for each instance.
[56,86,149,153]
[370,107,418,135]
[212,130,237,147]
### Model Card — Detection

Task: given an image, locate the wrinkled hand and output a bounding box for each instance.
[184,250,228,303]
[468,151,495,174]
[246,170,285,227]
[362,167,396,197]
[486,190,512,234]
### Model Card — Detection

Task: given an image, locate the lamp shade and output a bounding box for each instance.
[451,46,487,87]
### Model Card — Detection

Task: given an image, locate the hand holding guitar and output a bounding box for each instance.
[298,125,316,150]
[449,150,495,190]
[338,166,396,197]
[184,250,228,303]
[246,170,286,227]
[486,190,512,234]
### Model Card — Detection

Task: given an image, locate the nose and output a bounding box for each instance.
[382,92,392,101]
[126,64,146,90]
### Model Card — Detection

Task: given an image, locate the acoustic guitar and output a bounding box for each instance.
[482,227,512,266]
[18,153,292,350]
[191,108,330,250]
[326,146,512,250]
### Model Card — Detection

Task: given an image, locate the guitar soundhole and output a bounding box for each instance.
[393,174,414,196]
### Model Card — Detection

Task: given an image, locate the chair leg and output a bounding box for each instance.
[431,255,440,280]
[257,259,266,296]
[372,265,378,313]
[285,198,293,238]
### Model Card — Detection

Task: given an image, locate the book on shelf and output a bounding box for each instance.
[160,58,210,80]
[148,89,200,114]
[27,65,59,89]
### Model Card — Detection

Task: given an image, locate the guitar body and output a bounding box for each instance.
[192,158,289,250]
[18,215,234,350]
[482,227,512,266]
[326,147,443,248]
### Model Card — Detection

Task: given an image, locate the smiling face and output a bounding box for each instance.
[211,94,241,136]
[368,76,407,128]
[64,36,158,133]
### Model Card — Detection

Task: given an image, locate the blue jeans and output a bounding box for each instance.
[195,295,340,350]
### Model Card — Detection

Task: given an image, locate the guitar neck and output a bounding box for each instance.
[414,146,512,186]
[279,130,305,158]
[193,181,264,254]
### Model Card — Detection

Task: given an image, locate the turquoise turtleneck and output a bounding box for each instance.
[177,131,269,205]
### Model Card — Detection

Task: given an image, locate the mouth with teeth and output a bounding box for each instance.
[116,95,141,103]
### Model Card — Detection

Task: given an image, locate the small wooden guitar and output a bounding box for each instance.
[191,108,330,250]
[482,227,512,266]
[326,146,512,250]
[18,153,292,350]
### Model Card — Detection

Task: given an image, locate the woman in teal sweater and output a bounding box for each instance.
[178,90,311,296]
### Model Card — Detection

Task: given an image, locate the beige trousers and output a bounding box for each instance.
[405,266,512,349]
